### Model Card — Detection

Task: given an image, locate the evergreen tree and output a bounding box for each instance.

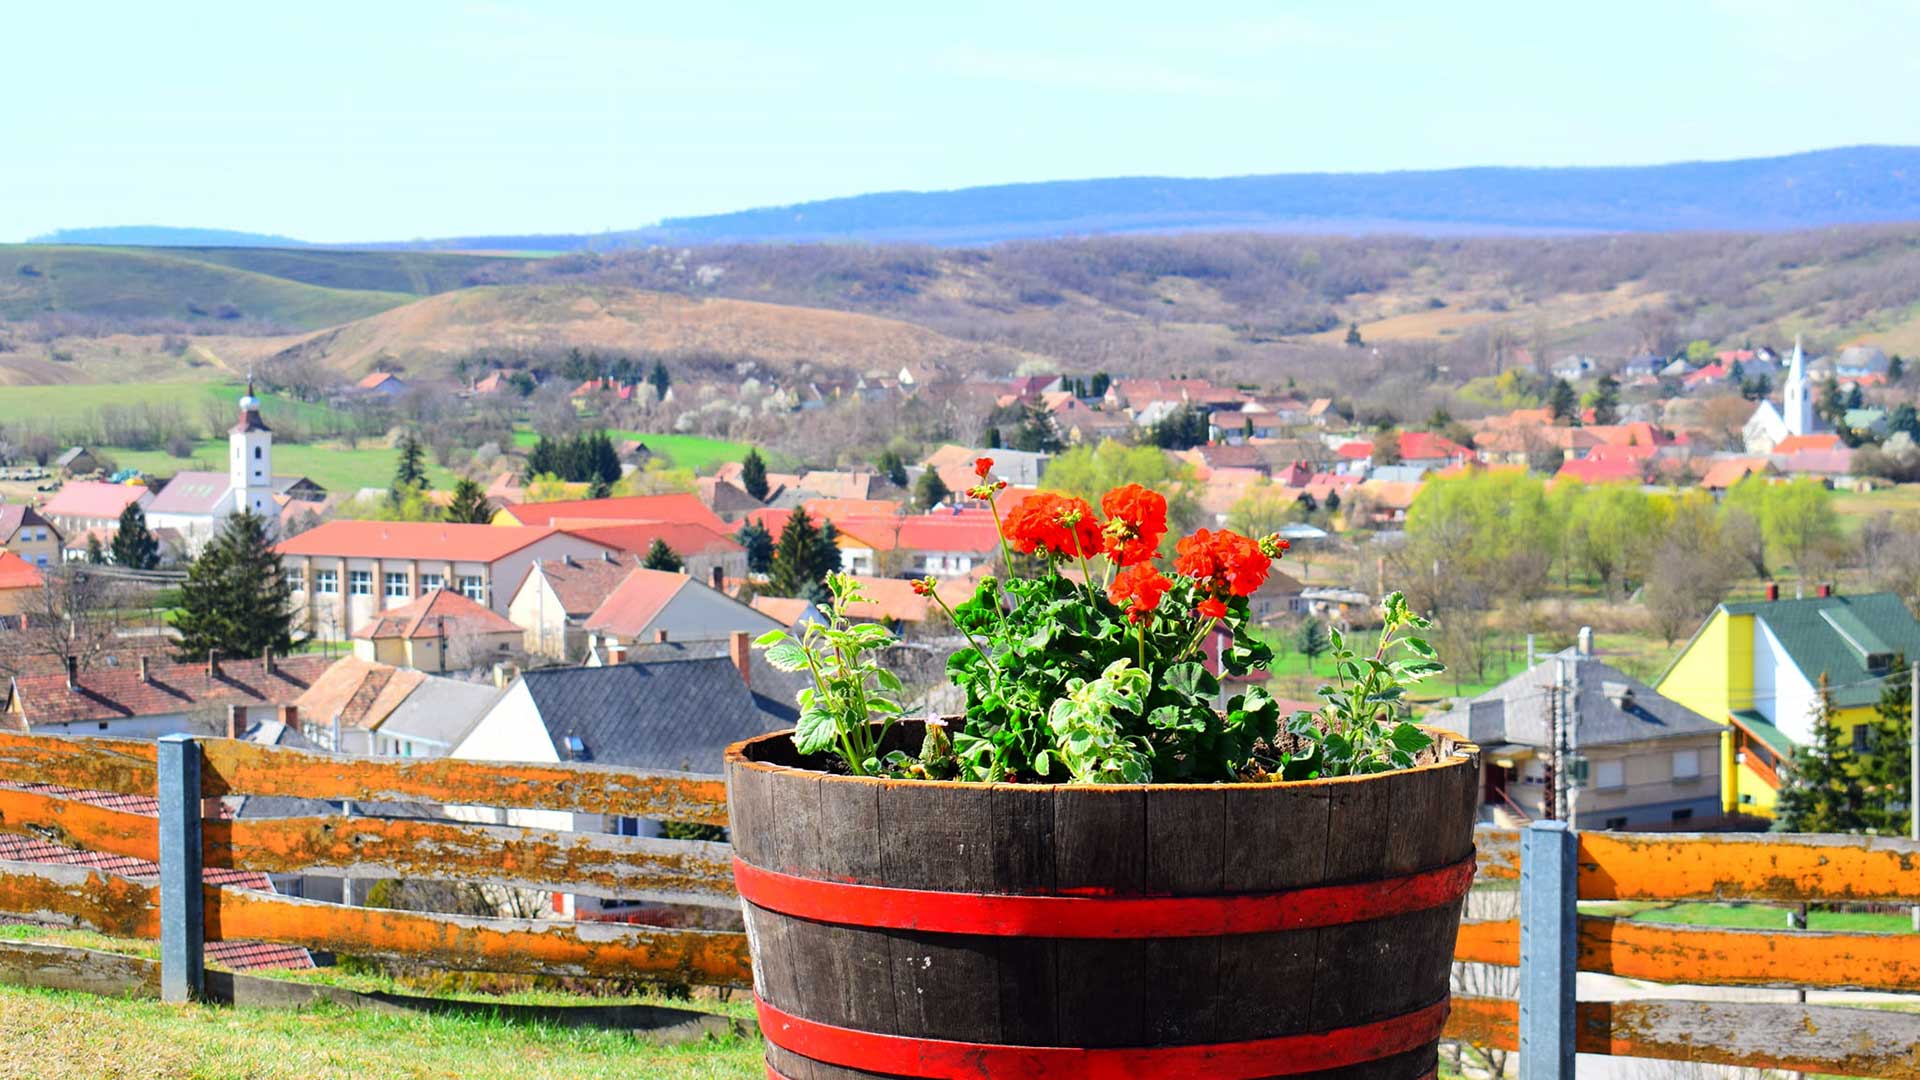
[1890,355,1906,383]
[767,508,838,599]
[1859,656,1914,836]
[1548,378,1577,422]
[1089,372,1111,398]
[586,475,613,500]
[876,449,909,488]
[985,426,1003,449]
[1891,404,1920,442]
[1776,674,1872,833]
[642,538,684,572]
[648,359,671,401]
[1819,376,1844,425]
[84,534,105,565]
[1845,384,1865,411]
[740,448,770,501]
[587,430,620,486]
[393,430,426,493]
[1149,404,1211,450]
[444,478,493,524]
[1590,374,1621,426]
[735,520,775,574]
[914,467,951,511]
[524,435,558,482]
[1296,620,1331,674]
[110,502,159,570]
[173,511,297,663]
[1345,322,1364,348]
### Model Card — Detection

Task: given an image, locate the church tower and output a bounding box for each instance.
[1783,335,1815,436]
[229,375,276,520]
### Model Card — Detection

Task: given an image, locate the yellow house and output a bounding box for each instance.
[350,588,525,674]
[1657,590,1920,817]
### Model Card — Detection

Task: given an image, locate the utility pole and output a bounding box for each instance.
[1911,662,1918,932]
[1567,654,1581,827]
[1553,657,1569,821]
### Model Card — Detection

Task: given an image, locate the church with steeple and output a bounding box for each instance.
[145,377,323,554]
[1743,337,1820,454]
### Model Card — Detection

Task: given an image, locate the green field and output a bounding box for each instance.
[0,381,351,433]
[110,440,457,495]
[511,429,756,474]
[1583,900,1919,934]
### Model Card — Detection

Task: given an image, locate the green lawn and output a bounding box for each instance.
[1599,900,1920,934]
[0,383,350,436]
[511,429,757,474]
[111,440,456,494]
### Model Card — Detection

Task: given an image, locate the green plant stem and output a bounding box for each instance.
[1175,616,1221,663]
[931,592,1000,678]
[986,491,1016,581]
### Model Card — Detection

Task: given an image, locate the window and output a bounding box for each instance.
[348,570,371,596]
[1672,748,1701,781]
[1671,808,1694,823]
[459,575,485,601]
[1593,759,1625,790]
[284,569,303,592]
[609,816,644,837]
[420,573,444,593]
[1852,724,1872,753]
[1604,817,1628,831]
[314,569,338,595]
[384,572,410,599]
[253,446,262,460]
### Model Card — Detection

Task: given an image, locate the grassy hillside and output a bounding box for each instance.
[142,246,523,295]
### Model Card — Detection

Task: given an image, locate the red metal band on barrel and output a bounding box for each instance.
[769,1064,1437,1080]
[733,852,1474,939]
[756,994,1449,1080]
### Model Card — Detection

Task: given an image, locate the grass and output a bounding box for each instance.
[110,440,457,494]
[0,383,347,435]
[510,428,756,475]
[0,983,763,1080]
[1594,900,1920,934]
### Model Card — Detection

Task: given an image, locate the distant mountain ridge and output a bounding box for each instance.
[36,146,1920,250]
[32,225,314,248]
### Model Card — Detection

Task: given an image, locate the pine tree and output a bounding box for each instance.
[642,538,684,572]
[586,431,621,486]
[110,502,159,570]
[1890,355,1907,383]
[84,534,105,565]
[1296,620,1331,674]
[523,435,558,482]
[648,359,671,401]
[586,476,613,499]
[740,449,770,501]
[985,427,1002,450]
[1548,378,1577,422]
[393,430,426,493]
[173,511,297,663]
[876,449,909,488]
[1858,656,1914,836]
[444,478,493,524]
[914,466,950,511]
[735,520,775,574]
[1776,674,1872,833]
[767,508,837,598]
[1590,374,1621,426]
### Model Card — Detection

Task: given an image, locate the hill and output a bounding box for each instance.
[260,283,1037,379]
[30,225,312,247]
[0,246,531,332]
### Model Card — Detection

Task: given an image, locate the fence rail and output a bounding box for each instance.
[0,732,1917,1077]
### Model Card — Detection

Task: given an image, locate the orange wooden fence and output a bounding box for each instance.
[2,731,1918,1075]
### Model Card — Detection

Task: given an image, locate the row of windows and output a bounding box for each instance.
[291,568,484,601]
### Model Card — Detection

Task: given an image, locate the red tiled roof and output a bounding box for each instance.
[1556,457,1644,484]
[1335,441,1373,459]
[8,655,333,726]
[357,372,400,389]
[501,493,728,532]
[1772,433,1846,454]
[276,521,590,563]
[292,658,424,731]
[352,588,521,641]
[0,551,43,591]
[802,498,905,521]
[526,554,644,616]
[838,575,975,623]
[1399,431,1474,462]
[750,596,816,625]
[40,482,147,521]
[1700,457,1773,489]
[583,568,693,635]
[558,521,742,558]
[832,513,1005,555]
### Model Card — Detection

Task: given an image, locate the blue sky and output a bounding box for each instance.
[6,0,1920,242]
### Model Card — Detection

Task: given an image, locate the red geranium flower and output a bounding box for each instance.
[1108,563,1171,624]
[1100,483,1168,566]
[910,576,938,597]
[974,456,994,479]
[1174,528,1272,597]
[1195,596,1228,620]
[1003,491,1103,559]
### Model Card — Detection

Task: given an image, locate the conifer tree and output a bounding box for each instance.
[767,508,838,599]
[1776,674,1872,833]
[1859,656,1914,836]
[1296,620,1331,674]
[648,359,671,401]
[913,466,950,511]
[1590,374,1621,426]
[84,534,105,565]
[735,520,775,574]
[1548,378,1577,422]
[444,478,493,524]
[393,430,426,493]
[110,502,160,570]
[642,538,684,572]
[740,448,770,501]
[173,511,297,662]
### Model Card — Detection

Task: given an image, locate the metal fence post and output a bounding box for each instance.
[157,733,204,1003]
[1519,819,1577,1080]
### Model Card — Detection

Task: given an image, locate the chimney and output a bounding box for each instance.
[280,704,298,729]
[226,704,245,741]
[563,554,577,568]
[64,656,77,690]
[653,628,669,643]
[1765,581,1780,602]
[601,550,616,563]
[262,648,274,676]
[730,630,752,691]
[1577,627,1594,658]
[710,565,726,592]
[138,656,149,683]
[606,642,626,665]
[1818,583,1833,598]
[207,649,218,678]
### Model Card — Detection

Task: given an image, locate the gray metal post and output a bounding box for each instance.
[1520,819,1577,1080]
[1911,662,1918,932]
[157,733,204,1003]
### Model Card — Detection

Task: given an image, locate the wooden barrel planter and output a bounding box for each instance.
[725,722,1482,1080]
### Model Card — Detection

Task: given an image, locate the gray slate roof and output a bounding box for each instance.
[1430,650,1720,749]
[617,639,804,728]
[519,657,789,774]
[378,678,503,748]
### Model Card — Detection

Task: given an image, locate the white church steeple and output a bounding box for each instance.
[229,373,275,520]
[1783,335,1815,436]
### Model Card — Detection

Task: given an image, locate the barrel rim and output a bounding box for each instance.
[725,721,1479,794]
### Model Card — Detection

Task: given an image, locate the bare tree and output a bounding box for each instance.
[0,566,143,678]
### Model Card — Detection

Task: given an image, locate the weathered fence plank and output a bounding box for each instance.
[1474,827,1521,881]
[1579,831,1920,903]
[0,938,161,998]
[0,732,156,796]
[204,885,753,986]
[198,740,730,826]
[1443,993,1518,1050]
[0,786,159,862]
[1579,917,1920,992]
[204,816,739,906]
[1580,999,1920,1078]
[0,860,159,938]
[1453,917,1519,966]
